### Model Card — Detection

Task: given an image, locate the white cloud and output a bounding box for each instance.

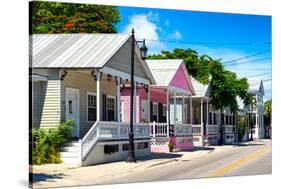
[167,30,182,40]
[122,12,165,54]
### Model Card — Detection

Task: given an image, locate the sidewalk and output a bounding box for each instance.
[31,140,266,188]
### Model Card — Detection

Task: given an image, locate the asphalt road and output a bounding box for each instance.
[97,140,272,185]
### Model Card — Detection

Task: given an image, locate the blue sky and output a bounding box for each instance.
[116,6,272,100]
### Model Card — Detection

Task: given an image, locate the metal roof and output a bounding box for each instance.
[31,34,130,68]
[145,59,183,86]
[190,77,209,97]
[247,77,264,95]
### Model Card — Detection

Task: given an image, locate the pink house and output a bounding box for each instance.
[121,59,195,152]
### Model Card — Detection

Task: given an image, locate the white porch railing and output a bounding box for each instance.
[81,121,100,160]
[206,125,219,135]
[174,123,192,136]
[150,122,169,137]
[81,121,150,160]
[224,125,236,133]
[192,124,202,135]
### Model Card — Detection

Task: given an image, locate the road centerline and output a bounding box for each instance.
[206,148,270,178]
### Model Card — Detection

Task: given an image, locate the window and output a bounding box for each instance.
[122,143,129,151]
[208,112,213,125]
[104,144,119,154]
[107,96,115,121]
[152,102,158,122]
[87,93,96,122]
[214,113,217,125]
[137,142,148,149]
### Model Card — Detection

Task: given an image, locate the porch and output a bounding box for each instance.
[191,97,220,146]
[149,88,193,152]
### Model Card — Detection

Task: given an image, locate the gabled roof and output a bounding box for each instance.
[31,34,130,68]
[145,59,195,94]
[146,59,183,86]
[248,77,264,95]
[190,77,210,97]
[30,33,156,84]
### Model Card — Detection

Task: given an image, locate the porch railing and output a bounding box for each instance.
[206,125,219,135]
[81,121,150,160]
[174,123,192,136]
[224,125,236,133]
[192,124,202,135]
[150,122,169,137]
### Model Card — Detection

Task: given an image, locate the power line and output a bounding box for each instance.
[263,79,272,82]
[229,68,271,71]
[141,38,271,46]
[225,57,272,67]
[222,50,271,64]
[247,72,272,78]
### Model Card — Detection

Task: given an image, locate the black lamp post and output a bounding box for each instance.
[127,28,148,162]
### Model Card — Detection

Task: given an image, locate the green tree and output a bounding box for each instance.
[209,63,249,144]
[148,48,212,84]
[31,1,120,34]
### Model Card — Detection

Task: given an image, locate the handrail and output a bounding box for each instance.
[81,121,100,160]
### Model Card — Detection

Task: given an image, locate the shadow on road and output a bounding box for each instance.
[184,146,215,152]
[31,172,66,183]
[233,143,265,147]
[138,153,183,161]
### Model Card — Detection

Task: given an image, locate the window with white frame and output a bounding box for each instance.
[87,93,96,122]
[107,96,115,121]
[152,102,158,122]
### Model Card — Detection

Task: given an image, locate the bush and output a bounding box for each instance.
[237,116,247,142]
[168,143,174,152]
[31,120,74,165]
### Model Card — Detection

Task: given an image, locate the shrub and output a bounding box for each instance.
[168,142,174,152]
[237,116,247,142]
[31,120,74,165]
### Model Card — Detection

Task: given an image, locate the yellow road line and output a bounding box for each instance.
[207,148,270,177]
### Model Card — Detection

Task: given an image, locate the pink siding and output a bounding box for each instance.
[120,88,141,123]
[169,136,193,150]
[121,87,168,122]
[170,64,193,92]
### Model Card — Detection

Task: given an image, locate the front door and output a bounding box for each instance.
[66,87,80,138]
[141,100,148,122]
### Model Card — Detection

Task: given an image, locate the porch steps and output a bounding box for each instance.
[60,141,81,166]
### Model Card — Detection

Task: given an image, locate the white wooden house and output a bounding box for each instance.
[247,78,265,139]
[31,34,156,166]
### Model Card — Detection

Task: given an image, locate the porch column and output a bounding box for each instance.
[190,96,193,124]
[200,98,203,125]
[256,94,258,128]
[96,71,101,122]
[166,89,170,126]
[134,82,137,123]
[174,91,177,124]
[147,85,151,122]
[182,94,185,124]
[116,77,121,122]
[200,98,204,138]
[206,98,209,125]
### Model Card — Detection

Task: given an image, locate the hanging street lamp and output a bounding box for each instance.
[127,28,148,162]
